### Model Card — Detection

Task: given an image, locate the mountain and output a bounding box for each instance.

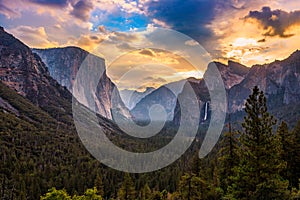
[0,26,130,136]
[228,50,300,113]
[210,60,249,89]
[136,51,300,127]
[0,26,130,199]
[120,87,155,110]
[172,77,210,126]
[0,26,74,123]
[33,47,130,120]
[131,61,248,123]
[130,86,177,122]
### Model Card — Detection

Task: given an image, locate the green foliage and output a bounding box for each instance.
[290,120,300,189]
[177,173,203,200]
[117,173,136,200]
[277,121,299,189]
[150,191,162,200]
[2,81,300,200]
[229,86,289,199]
[73,187,102,200]
[140,183,151,200]
[217,129,240,193]
[41,187,102,200]
[94,175,104,197]
[40,188,71,200]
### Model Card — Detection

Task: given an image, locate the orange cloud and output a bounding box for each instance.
[8,26,59,48]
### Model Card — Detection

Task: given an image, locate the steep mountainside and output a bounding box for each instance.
[0,27,73,123]
[210,60,249,89]
[33,47,130,120]
[0,27,129,199]
[228,50,300,112]
[137,52,300,126]
[131,86,177,122]
[120,87,155,110]
[132,61,248,122]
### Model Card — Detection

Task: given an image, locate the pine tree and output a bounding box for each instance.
[81,187,102,200]
[218,125,240,193]
[277,121,295,189]
[40,188,71,200]
[290,120,300,189]
[230,86,289,199]
[117,173,136,200]
[141,183,151,200]
[178,173,203,200]
[94,175,104,197]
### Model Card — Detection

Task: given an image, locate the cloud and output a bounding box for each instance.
[0,0,20,18]
[257,38,266,43]
[144,77,167,83]
[139,49,155,57]
[98,25,107,33]
[28,0,69,7]
[152,18,171,28]
[108,31,139,42]
[143,0,217,43]
[8,26,59,48]
[89,35,99,40]
[74,34,103,50]
[185,40,198,46]
[116,42,136,51]
[70,0,94,21]
[245,7,300,38]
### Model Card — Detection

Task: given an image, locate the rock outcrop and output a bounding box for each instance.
[33,47,130,119]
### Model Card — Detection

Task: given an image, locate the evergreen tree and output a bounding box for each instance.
[290,120,300,189]
[94,175,104,197]
[178,173,202,200]
[277,121,295,189]
[161,189,168,200]
[217,126,240,193]
[40,188,71,200]
[141,183,151,200]
[230,86,289,199]
[117,173,136,200]
[191,152,201,176]
[80,187,102,200]
[150,191,162,200]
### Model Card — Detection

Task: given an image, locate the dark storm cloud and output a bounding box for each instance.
[70,0,93,21]
[28,0,69,7]
[245,7,300,38]
[29,0,94,21]
[90,35,99,40]
[145,0,218,43]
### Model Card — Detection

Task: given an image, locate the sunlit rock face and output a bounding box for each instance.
[33,47,130,119]
[209,60,249,90]
[138,52,300,124]
[0,26,72,111]
[228,50,300,112]
[132,61,249,123]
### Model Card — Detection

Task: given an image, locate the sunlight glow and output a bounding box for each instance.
[232,38,258,47]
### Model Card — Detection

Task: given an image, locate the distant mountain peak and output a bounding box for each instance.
[206,60,249,89]
[287,49,300,60]
[187,77,201,83]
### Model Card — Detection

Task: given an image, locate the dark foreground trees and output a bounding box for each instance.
[36,86,300,199]
[227,86,290,199]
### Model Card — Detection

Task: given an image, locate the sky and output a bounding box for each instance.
[1,0,300,90]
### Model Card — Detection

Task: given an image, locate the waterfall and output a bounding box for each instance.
[203,102,208,121]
